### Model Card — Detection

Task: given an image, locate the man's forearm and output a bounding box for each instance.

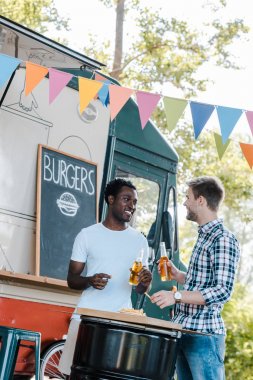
[67,274,91,290]
[180,290,205,305]
[135,281,150,294]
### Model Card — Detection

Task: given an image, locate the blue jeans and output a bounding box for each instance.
[176,333,225,380]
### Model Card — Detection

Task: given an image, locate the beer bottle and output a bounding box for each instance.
[129,249,144,285]
[160,242,171,281]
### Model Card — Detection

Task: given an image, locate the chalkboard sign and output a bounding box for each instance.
[36,145,97,280]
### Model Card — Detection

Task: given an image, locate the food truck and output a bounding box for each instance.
[0,16,180,379]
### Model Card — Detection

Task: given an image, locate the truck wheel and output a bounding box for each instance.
[40,340,67,379]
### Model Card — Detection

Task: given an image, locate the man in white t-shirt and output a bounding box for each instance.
[58,178,152,377]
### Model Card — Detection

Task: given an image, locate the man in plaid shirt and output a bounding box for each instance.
[151,176,240,380]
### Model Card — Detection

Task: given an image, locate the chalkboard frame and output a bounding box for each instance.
[36,144,98,280]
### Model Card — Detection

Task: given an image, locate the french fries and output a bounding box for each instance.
[119,308,146,316]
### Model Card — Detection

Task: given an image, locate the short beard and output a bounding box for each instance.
[186,210,198,222]
[112,209,132,223]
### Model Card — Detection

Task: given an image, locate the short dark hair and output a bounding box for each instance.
[187,176,224,211]
[104,178,136,204]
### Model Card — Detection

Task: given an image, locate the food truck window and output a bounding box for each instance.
[166,186,178,253]
[115,169,159,239]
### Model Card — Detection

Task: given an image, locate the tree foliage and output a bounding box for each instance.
[0,0,69,34]
[90,0,248,96]
[222,283,253,379]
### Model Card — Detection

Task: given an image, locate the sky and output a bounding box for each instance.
[53,0,253,115]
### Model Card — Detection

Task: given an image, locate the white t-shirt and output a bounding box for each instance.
[71,223,148,318]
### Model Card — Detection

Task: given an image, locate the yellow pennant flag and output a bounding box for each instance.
[78,77,103,114]
[25,61,48,95]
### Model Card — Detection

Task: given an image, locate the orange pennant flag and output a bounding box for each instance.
[78,77,103,113]
[240,142,253,169]
[25,61,48,95]
[109,85,134,121]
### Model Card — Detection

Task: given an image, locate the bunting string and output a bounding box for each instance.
[0,52,252,170]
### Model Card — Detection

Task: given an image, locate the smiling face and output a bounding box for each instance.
[183,187,200,223]
[109,186,138,224]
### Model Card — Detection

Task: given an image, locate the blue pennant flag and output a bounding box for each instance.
[0,53,21,88]
[98,80,111,106]
[216,106,243,144]
[190,101,215,139]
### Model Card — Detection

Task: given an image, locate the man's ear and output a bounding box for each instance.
[108,195,114,205]
[198,195,207,206]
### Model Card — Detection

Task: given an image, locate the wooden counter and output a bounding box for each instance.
[0,269,80,293]
[77,307,182,331]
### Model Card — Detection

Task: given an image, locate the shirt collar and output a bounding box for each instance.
[198,218,223,235]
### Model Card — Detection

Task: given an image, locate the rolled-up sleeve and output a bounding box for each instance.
[200,235,240,307]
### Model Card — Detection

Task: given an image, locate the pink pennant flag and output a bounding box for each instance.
[136,91,161,129]
[95,73,108,82]
[48,68,73,104]
[109,85,134,121]
[245,110,253,137]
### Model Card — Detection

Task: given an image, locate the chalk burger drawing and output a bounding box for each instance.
[56,192,79,217]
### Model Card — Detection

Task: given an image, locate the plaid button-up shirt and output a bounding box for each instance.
[173,218,240,334]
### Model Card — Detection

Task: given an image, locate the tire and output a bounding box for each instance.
[40,340,67,379]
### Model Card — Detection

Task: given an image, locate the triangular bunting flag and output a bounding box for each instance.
[240,142,253,169]
[190,101,215,139]
[163,97,188,132]
[136,91,161,129]
[0,53,21,88]
[94,75,111,103]
[109,85,134,121]
[216,106,243,144]
[245,110,253,137]
[48,68,73,104]
[213,132,231,160]
[78,77,103,114]
[25,61,48,95]
[95,73,108,82]
[98,81,110,106]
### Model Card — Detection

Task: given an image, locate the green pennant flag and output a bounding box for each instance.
[163,97,188,131]
[213,132,231,160]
